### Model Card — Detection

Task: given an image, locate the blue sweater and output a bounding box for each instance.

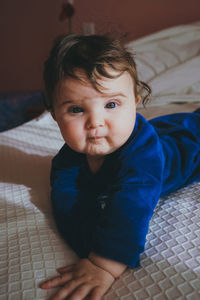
[50,112,200,267]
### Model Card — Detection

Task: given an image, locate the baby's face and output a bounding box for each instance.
[52,70,140,160]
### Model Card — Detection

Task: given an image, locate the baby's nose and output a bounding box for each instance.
[86,113,105,129]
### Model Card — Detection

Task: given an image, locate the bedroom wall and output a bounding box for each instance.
[0,0,200,92]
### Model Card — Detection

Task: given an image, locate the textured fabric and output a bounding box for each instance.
[50,112,200,267]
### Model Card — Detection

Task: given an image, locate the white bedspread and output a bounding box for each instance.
[0,22,200,300]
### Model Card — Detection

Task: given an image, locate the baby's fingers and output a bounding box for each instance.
[68,283,92,300]
[50,278,85,300]
[57,264,75,274]
[40,272,73,289]
[90,286,106,300]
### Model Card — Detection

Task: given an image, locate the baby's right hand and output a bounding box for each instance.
[40,258,115,300]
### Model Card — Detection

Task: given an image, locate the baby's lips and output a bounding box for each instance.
[87,133,105,139]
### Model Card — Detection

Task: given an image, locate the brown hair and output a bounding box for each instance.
[43,34,151,110]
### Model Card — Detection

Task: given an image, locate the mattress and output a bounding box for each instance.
[1,22,200,300]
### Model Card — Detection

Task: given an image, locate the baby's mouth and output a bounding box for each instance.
[88,136,103,140]
[88,136,105,142]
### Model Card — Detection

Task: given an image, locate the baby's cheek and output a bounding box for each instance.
[66,126,86,151]
[110,120,134,146]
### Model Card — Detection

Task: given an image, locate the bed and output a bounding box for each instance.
[0,22,200,300]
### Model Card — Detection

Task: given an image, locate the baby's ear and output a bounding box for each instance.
[136,94,141,105]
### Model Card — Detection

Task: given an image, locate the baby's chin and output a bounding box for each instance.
[69,139,119,156]
[83,143,115,157]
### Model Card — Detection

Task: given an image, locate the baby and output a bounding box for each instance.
[40,34,200,300]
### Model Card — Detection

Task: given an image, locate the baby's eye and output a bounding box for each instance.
[105,102,117,109]
[69,106,84,114]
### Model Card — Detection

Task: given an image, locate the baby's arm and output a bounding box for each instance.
[88,252,127,278]
[44,129,163,299]
[40,253,126,300]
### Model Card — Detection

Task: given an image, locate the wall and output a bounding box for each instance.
[0,0,200,92]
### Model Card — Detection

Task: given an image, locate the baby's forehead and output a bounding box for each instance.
[56,70,135,103]
[68,68,135,89]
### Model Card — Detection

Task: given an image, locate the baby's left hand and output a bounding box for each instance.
[40,258,115,300]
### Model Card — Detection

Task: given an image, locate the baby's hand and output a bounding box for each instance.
[40,258,115,300]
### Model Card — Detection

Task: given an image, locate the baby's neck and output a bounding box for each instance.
[86,155,105,174]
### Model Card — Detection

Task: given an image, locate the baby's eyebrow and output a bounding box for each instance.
[58,93,126,107]
[59,100,75,107]
[103,92,126,98]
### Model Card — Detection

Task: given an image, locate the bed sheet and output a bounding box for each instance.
[1,22,200,300]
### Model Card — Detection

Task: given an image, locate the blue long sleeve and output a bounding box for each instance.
[150,112,200,195]
[50,112,200,267]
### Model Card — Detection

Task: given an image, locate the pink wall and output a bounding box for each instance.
[0,0,200,92]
